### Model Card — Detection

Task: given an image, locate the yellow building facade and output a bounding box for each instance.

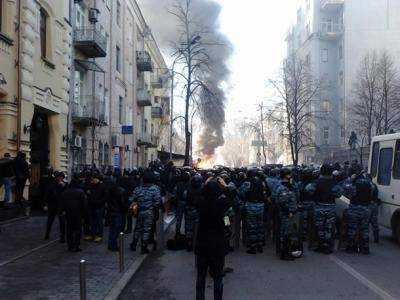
[0,0,70,179]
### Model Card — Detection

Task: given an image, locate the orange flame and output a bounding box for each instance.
[196,155,215,169]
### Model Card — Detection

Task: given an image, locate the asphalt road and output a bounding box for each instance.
[119,228,400,300]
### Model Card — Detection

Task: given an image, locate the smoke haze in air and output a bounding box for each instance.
[137,0,232,157]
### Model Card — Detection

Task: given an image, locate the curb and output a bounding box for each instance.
[104,216,175,300]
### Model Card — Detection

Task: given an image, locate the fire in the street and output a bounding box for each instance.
[196,156,215,169]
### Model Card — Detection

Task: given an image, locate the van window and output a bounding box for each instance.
[378,148,393,186]
[370,142,380,178]
[393,140,400,179]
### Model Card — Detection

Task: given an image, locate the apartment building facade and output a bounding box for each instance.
[0,0,71,190]
[0,0,171,200]
[286,0,400,163]
[69,0,171,172]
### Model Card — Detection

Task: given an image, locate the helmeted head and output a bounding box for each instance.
[280,168,292,181]
[142,170,155,184]
[320,164,333,177]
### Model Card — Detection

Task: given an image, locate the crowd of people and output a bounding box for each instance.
[36,159,379,300]
[0,151,30,210]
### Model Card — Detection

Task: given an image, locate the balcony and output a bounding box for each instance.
[137,133,158,148]
[320,22,343,39]
[151,107,163,118]
[71,95,107,127]
[74,27,107,58]
[151,77,163,89]
[321,0,344,10]
[137,88,152,106]
[136,51,154,72]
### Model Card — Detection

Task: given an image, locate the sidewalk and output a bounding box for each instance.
[0,214,174,300]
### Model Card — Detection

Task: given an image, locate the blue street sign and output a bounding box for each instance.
[122,125,133,135]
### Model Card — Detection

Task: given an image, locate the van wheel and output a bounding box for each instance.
[394,221,400,245]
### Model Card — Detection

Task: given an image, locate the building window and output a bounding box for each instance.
[370,142,380,178]
[118,96,124,124]
[339,71,344,85]
[321,49,328,63]
[305,53,311,65]
[98,141,103,166]
[144,119,148,133]
[378,148,393,186]
[40,8,48,58]
[339,44,343,60]
[116,45,121,72]
[323,127,329,141]
[104,143,109,165]
[116,0,121,26]
[322,100,331,114]
[393,140,400,179]
[341,126,345,138]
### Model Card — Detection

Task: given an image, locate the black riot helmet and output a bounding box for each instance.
[191,174,203,188]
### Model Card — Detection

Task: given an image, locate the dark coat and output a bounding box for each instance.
[88,182,108,208]
[106,185,129,215]
[195,181,229,258]
[60,186,87,221]
[45,179,66,210]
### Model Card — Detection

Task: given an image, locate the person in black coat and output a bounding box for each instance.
[44,171,67,242]
[60,178,87,252]
[87,174,108,242]
[13,151,29,211]
[195,178,229,300]
[106,183,129,251]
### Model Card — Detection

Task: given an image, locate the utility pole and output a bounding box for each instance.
[259,103,267,165]
[169,71,174,161]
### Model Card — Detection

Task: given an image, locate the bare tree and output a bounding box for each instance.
[270,55,320,166]
[375,51,400,134]
[169,0,213,165]
[350,52,380,145]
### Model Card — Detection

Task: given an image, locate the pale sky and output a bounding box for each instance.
[208,0,301,162]
[215,0,300,126]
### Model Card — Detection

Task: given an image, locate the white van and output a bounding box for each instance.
[369,133,400,244]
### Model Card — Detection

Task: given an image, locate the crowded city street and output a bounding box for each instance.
[2,0,400,299]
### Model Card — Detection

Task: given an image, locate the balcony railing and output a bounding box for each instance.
[74,27,107,58]
[72,95,107,126]
[320,22,343,38]
[137,88,152,106]
[321,0,344,10]
[151,107,163,118]
[136,51,154,72]
[151,77,163,89]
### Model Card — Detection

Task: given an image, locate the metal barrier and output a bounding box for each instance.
[119,232,125,272]
[79,259,86,300]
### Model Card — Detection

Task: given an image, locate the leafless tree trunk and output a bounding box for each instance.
[375,51,400,134]
[350,52,380,145]
[169,0,212,166]
[270,55,320,166]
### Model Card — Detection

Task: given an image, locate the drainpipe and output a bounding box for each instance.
[16,0,22,152]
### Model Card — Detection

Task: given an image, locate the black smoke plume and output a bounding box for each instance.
[138,0,232,157]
